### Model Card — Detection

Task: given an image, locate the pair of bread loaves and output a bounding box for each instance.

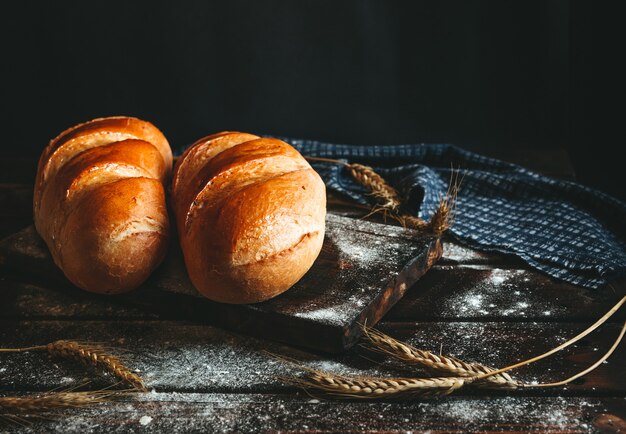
[34,117,326,303]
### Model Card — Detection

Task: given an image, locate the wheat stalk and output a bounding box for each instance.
[362,327,520,389]
[46,341,146,391]
[270,352,468,399]
[344,162,456,236]
[276,296,626,400]
[286,318,624,399]
[346,162,459,237]
[289,371,467,399]
[474,295,626,383]
[526,320,626,388]
[348,163,403,212]
[304,156,458,236]
[0,390,120,414]
[0,341,146,391]
[349,161,461,237]
[348,162,453,236]
[396,168,460,236]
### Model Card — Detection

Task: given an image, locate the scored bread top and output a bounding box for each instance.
[37,139,166,250]
[35,116,172,213]
[176,138,310,234]
[171,132,259,206]
[190,168,325,266]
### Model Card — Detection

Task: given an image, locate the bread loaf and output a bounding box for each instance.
[34,116,172,294]
[173,132,326,304]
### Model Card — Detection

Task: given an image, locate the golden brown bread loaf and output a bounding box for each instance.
[172,132,326,304]
[33,116,172,294]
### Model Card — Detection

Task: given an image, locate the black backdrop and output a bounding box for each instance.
[2,1,623,199]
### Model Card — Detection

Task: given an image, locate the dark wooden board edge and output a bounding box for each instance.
[340,237,442,349]
[236,237,443,353]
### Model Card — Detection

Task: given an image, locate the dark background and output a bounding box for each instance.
[2,1,623,199]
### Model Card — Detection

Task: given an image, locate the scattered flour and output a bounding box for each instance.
[293,306,351,324]
[427,396,598,432]
[331,231,379,265]
[284,218,423,326]
[435,268,569,319]
[441,243,484,262]
[3,394,601,433]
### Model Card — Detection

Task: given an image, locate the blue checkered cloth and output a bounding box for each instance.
[282,139,626,290]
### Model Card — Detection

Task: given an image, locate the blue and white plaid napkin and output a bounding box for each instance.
[285,139,626,290]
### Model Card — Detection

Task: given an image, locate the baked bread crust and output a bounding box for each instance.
[173,133,326,304]
[33,117,172,294]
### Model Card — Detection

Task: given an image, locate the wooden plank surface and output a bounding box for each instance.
[3,152,626,433]
[0,215,442,353]
[0,320,624,394]
[1,394,623,433]
[2,264,623,323]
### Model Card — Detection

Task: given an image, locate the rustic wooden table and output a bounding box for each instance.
[1,151,625,433]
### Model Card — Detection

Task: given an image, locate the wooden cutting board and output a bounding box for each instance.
[0,213,442,353]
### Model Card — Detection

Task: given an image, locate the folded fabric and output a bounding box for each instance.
[282,139,626,290]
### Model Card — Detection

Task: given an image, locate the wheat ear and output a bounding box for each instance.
[0,390,121,414]
[46,341,146,391]
[347,163,403,212]
[362,326,520,389]
[289,371,467,399]
[394,168,460,236]
[305,157,456,236]
[0,341,146,391]
[347,162,459,237]
[270,352,468,399]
